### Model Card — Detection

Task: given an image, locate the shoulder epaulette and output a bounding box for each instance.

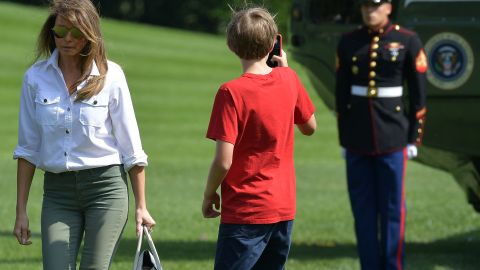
[395,24,415,36]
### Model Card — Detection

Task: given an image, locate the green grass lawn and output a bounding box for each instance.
[1,2,479,269]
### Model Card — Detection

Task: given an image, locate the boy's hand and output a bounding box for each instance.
[202,192,221,218]
[272,49,288,67]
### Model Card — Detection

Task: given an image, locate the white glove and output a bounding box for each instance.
[407,144,418,159]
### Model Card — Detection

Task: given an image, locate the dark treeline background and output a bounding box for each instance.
[2,0,291,35]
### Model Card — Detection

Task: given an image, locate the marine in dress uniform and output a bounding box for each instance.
[335,0,427,269]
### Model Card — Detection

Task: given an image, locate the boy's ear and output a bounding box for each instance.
[269,40,275,53]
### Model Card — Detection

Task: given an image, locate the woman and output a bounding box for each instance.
[12,0,155,269]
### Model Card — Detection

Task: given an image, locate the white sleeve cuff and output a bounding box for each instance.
[122,151,148,172]
[13,146,38,166]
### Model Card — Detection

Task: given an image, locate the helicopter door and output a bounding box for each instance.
[399,0,479,97]
[398,0,480,155]
[290,0,377,108]
[303,0,364,66]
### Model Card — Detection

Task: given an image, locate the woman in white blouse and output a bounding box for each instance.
[12,0,155,269]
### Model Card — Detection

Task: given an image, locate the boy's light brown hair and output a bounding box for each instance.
[227,7,278,60]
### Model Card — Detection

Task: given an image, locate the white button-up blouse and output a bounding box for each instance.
[13,49,148,173]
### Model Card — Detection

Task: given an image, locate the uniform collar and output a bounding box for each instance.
[366,20,392,35]
[46,48,100,77]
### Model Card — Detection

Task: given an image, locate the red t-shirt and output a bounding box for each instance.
[206,67,315,224]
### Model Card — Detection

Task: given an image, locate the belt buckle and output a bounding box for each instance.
[367,87,378,98]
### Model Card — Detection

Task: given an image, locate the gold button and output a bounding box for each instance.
[369,71,376,78]
[373,36,380,42]
[395,25,400,31]
[418,128,423,134]
[379,28,384,34]
[352,65,359,75]
[391,56,397,62]
[371,43,379,50]
[419,119,424,124]
[395,106,401,112]
[371,52,378,58]
[352,56,357,62]
[416,138,421,142]
[370,61,377,68]
[369,80,376,87]
[370,89,377,96]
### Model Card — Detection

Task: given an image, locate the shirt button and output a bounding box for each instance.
[67,107,71,112]
[43,99,47,103]
[66,129,70,134]
[64,152,67,156]
[93,100,98,105]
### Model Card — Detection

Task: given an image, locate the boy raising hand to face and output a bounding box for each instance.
[202,7,316,270]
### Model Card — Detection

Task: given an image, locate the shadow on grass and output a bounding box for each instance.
[1,230,478,269]
[112,229,480,269]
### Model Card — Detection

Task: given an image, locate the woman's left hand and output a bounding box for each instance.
[135,208,156,236]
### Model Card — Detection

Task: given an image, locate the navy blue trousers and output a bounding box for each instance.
[214,220,293,270]
[346,149,407,270]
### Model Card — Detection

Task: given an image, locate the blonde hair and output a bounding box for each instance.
[36,0,107,101]
[226,7,278,60]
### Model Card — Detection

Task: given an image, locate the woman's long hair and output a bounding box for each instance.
[35,0,108,101]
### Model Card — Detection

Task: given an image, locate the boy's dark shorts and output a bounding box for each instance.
[214,220,294,270]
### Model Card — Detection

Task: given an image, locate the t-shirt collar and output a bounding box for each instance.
[242,68,276,80]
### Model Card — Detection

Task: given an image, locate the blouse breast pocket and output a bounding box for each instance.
[79,94,109,127]
[35,95,61,125]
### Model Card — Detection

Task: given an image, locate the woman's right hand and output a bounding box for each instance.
[13,213,32,245]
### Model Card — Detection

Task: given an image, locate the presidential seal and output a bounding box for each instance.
[424,32,474,90]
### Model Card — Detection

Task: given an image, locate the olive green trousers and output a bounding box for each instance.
[41,165,128,270]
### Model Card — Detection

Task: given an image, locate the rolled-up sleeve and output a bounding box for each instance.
[109,67,148,172]
[13,72,40,166]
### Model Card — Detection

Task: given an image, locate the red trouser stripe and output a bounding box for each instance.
[396,148,407,270]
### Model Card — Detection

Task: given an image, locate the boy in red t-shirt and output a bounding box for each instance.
[202,7,316,270]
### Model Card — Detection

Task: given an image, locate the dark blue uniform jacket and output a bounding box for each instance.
[336,22,427,155]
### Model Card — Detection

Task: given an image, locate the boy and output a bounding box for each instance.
[202,7,316,270]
